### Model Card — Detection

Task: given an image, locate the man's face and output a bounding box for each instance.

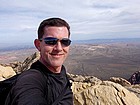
[37,26,70,72]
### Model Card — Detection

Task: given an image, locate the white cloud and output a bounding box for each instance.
[0,0,140,43]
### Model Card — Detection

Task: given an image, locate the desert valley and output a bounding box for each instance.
[1,40,140,80]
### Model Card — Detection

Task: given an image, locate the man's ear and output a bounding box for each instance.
[34,39,41,51]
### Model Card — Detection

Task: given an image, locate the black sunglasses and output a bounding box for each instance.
[39,37,71,46]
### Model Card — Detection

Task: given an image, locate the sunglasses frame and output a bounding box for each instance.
[39,37,71,46]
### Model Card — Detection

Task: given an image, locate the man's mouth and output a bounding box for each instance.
[50,53,64,57]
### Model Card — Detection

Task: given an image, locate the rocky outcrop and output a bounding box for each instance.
[110,77,131,86]
[72,80,140,105]
[126,85,140,98]
[12,52,40,73]
[0,52,39,80]
[0,52,140,105]
[68,74,140,105]
[0,65,16,81]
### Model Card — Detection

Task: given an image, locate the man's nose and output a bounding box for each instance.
[54,41,63,51]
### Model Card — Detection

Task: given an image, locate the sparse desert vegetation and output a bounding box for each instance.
[64,43,140,80]
[1,42,140,80]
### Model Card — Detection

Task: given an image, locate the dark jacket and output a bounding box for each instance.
[5,60,73,105]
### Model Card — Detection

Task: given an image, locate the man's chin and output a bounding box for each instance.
[52,63,63,68]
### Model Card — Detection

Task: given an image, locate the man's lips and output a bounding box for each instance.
[50,53,64,57]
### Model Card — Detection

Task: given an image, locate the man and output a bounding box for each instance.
[5,18,73,105]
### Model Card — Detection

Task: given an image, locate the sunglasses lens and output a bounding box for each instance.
[44,37,58,45]
[41,37,71,46]
[61,38,71,46]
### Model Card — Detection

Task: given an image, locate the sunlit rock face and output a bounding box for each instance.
[0,65,16,81]
[72,81,140,105]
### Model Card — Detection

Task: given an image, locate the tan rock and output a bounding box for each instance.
[67,73,102,85]
[21,52,40,71]
[73,81,140,105]
[0,65,16,80]
[110,77,131,86]
[126,84,140,98]
[70,75,86,82]
[13,52,40,73]
[84,76,102,85]
[72,82,92,94]
[0,76,5,81]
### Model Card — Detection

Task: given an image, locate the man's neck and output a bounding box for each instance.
[39,59,62,73]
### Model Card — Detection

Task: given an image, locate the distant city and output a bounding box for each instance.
[1,38,140,52]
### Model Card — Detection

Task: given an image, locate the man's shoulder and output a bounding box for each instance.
[20,69,42,77]
[16,69,46,84]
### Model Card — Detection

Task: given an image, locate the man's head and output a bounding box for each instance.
[37,18,70,39]
[34,18,71,73]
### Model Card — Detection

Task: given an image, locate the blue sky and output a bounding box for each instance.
[0,0,140,45]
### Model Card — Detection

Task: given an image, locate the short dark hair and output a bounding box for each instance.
[38,18,70,39]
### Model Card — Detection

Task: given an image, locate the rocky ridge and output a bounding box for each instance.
[0,52,140,105]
